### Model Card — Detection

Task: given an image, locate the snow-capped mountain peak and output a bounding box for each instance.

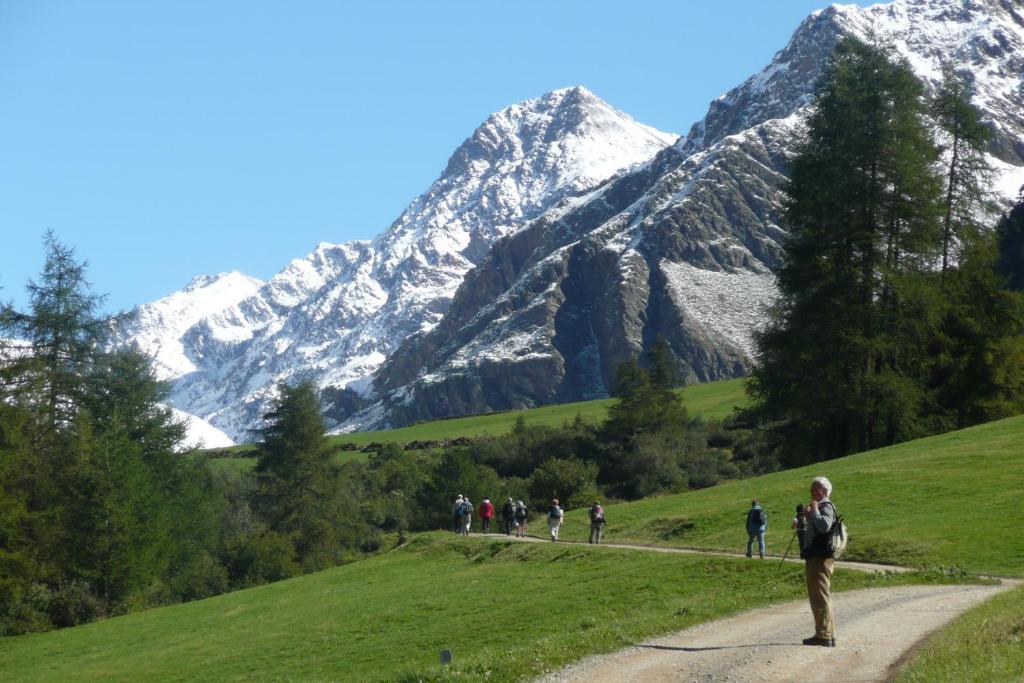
[118,87,677,442]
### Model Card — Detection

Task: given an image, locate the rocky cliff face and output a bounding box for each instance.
[115,87,676,442]
[346,0,1024,431]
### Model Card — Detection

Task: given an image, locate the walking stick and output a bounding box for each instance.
[779,530,798,567]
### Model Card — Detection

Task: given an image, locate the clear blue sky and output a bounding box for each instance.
[0,0,867,313]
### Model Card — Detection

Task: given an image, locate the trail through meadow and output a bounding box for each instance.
[467,534,1018,682]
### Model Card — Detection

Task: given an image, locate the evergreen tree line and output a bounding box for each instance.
[0,240,750,635]
[749,37,1024,466]
[0,234,224,634]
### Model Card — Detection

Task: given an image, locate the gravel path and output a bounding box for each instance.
[535,583,1015,683]
[463,535,1017,682]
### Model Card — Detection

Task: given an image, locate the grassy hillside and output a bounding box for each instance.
[0,535,960,682]
[561,415,1024,576]
[893,583,1024,682]
[208,377,748,462]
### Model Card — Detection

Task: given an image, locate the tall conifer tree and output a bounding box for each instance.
[750,37,944,464]
[254,382,346,570]
[931,65,993,274]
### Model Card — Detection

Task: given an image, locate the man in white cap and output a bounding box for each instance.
[800,476,837,647]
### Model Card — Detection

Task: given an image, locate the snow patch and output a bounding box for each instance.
[167,406,235,450]
[660,260,777,359]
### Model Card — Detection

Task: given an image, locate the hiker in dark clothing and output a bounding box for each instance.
[452,495,464,533]
[588,501,606,544]
[745,499,767,558]
[501,497,515,535]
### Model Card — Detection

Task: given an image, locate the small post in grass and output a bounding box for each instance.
[440,649,452,666]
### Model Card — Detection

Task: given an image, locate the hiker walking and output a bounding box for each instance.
[745,499,767,559]
[460,497,473,535]
[547,499,564,542]
[800,476,837,647]
[452,495,464,534]
[501,497,516,535]
[479,498,495,534]
[514,500,528,537]
[588,501,606,544]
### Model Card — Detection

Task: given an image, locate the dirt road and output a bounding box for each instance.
[464,535,1016,682]
[535,582,1015,682]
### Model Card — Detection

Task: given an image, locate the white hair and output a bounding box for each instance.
[812,476,832,497]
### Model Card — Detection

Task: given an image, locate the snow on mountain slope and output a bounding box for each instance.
[351,0,1024,430]
[118,87,677,441]
[167,406,234,450]
[111,272,264,381]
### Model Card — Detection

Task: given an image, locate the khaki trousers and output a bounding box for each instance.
[805,556,835,638]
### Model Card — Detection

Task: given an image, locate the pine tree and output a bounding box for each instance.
[931,229,1024,426]
[750,37,945,464]
[254,383,347,571]
[0,236,225,629]
[1,232,108,430]
[604,342,688,442]
[931,65,994,274]
[997,193,1024,291]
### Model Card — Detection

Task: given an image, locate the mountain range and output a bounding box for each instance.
[115,0,1024,444]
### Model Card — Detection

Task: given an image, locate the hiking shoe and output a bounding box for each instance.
[802,636,835,647]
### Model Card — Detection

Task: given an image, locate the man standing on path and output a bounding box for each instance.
[745,500,767,558]
[800,476,837,647]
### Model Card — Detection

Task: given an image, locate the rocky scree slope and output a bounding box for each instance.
[349,0,1024,431]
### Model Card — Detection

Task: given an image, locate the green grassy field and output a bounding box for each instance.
[0,534,966,682]
[207,377,748,465]
[560,415,1024,576]
[892,583,1024,682]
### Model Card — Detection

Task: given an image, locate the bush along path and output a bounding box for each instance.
[462,534,1020,682]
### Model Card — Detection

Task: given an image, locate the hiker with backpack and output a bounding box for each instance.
[452,495,464,533]
[501,497,516,535]
[514,500,528,537]
[745,499,767,559]
[547,499,564,542]
[460,497,473,535]
[479,498,495,534]
[800,476,839,648]
[588,501,606,544]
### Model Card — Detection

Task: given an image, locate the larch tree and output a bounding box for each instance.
[750,37,945,464]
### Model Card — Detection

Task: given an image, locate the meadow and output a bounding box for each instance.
[0,534,966,682]
[558,415,1024,576]
[4,410,1021,681]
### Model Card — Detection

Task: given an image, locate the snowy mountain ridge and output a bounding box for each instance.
[115,86,677,442]
[117,0,1024,439]
[344,0,1024,431]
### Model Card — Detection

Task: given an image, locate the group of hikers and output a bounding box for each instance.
[451,476,838,649]
[450,495,607,543]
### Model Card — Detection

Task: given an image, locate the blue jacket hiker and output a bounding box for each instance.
[746,500,767,559]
